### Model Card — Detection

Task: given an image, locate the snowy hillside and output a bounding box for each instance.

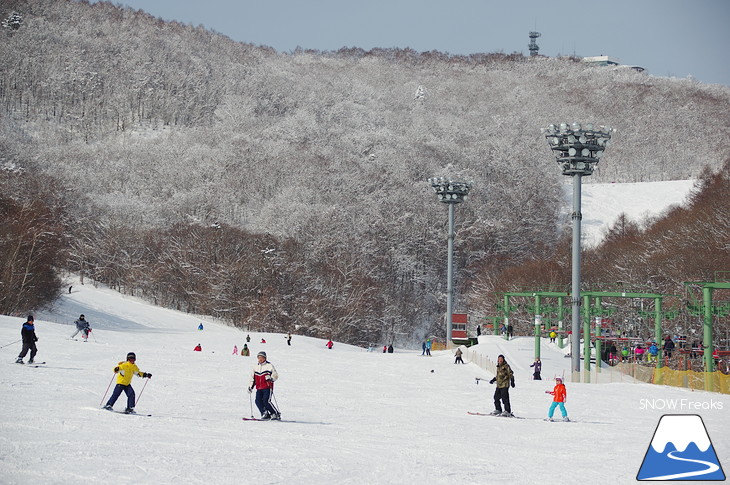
[1,277,727,484]
[571,179,695,247]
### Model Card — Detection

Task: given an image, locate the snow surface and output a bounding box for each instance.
[570,179,695,247]
[1,276,727,485]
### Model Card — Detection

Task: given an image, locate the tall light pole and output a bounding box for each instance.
[428,177,472,345]
[542,122,614,382]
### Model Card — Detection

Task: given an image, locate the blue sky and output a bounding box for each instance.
[106,0,729,86]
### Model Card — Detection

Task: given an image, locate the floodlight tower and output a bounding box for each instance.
[428,177,472,344]
[542,122,614,382]
[529,31,541,57]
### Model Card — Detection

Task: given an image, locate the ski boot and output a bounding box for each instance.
[501,411,514,417]
[271,413,282,421]
[563,417,570,422]
[103,405,113,411]
[15,357,24,364]
[544,417,554,422]
[261,412,271,420]
[28,358,34,364]
[124,407,136,414]
[489,410,501,416]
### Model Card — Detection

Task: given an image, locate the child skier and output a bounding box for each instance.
[248,351,280,420]
[16,316,38,364]
[70,314,91,341]
[545,377,569,422]
[103,352,151,414]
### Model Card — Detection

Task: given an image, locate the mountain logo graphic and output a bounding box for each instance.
[637,414,726,481]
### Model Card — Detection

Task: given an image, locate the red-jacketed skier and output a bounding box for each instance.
[248,351,280,420]
[545,377,569,422]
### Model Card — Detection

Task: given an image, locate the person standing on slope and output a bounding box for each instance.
[16,315,39,364]
[489,354,515,417]
[103,352,151,414]
[248,351,280,420]
[70,314,91,341]
[545,377,569,422]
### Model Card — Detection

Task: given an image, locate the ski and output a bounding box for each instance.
[467,411,525,419]
[242,417,291,422]
[16,361,46,367]
[100,407,151,416]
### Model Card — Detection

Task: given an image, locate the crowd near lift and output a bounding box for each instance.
[479,274,730,391]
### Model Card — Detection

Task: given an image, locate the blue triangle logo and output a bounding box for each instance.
[637,414,726,481]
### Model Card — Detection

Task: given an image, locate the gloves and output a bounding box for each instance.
[247,386,253,394]
[265,376,273,382]
[489,378,496,384]
[114,366,120,373]
[143,372,152,378]
[510,378,515,388]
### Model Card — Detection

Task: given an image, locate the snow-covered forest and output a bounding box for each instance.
[1,0,729,346]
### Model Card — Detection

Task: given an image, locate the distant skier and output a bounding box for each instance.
[326,340,333,350]
[454,348,464,364]
[194,344,202,351]
[246,334,251,343]
[241,344,250,356]
[232,345,238,355]
[103,352,151,414]
[248,351,280,420]
[70,314,91,341]
[387,344,394,353]
[647,342,659,364]
[549,330,557,343]
[545,377,569,422]
[488,354,515,417]
[16,315,38,364]
[198,323,204,331]
[286,333,292,346]
[530,358,542,380]
[425,339,432,356]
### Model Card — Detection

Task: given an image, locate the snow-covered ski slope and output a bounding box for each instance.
[1,278,727,485]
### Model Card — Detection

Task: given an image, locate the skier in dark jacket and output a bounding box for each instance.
[489,354,515,416]
[16,315,38,364]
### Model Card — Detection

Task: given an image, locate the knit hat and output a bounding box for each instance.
[555,376,562,381]
[126,352,136,360]
[257,351,267,359]
[27,315,34,321]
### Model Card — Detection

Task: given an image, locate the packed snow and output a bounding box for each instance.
[1,276,727,484]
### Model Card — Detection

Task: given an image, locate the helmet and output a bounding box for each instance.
[126,352,136,360]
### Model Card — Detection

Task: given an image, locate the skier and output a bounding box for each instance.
[198,323,204,331]
[16,315,38,364]
[488,354,515,417]
[326,340,333,349]
[530,358,542,380]
[241,344,250,356]
[454,348,464,364]
[647,342,659,364]
[232,345,238,355]
[70,314,91,341]
[194,344,202,351]
[286,333,292,346]
[422,341,427,355]
[549,330,557,343]
[103,352,151,414]
[246,334,251,343]
[545,377,569,422]
[425,339,432,356]
[248,351,280,420]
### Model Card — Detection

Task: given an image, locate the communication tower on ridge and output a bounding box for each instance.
[528,31,541,57]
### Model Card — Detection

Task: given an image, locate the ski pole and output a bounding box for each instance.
[249,390,254,418]
[100,373,116,406]
[135,377,150,406]
[89,329,97,343]
[0,339,21,349]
